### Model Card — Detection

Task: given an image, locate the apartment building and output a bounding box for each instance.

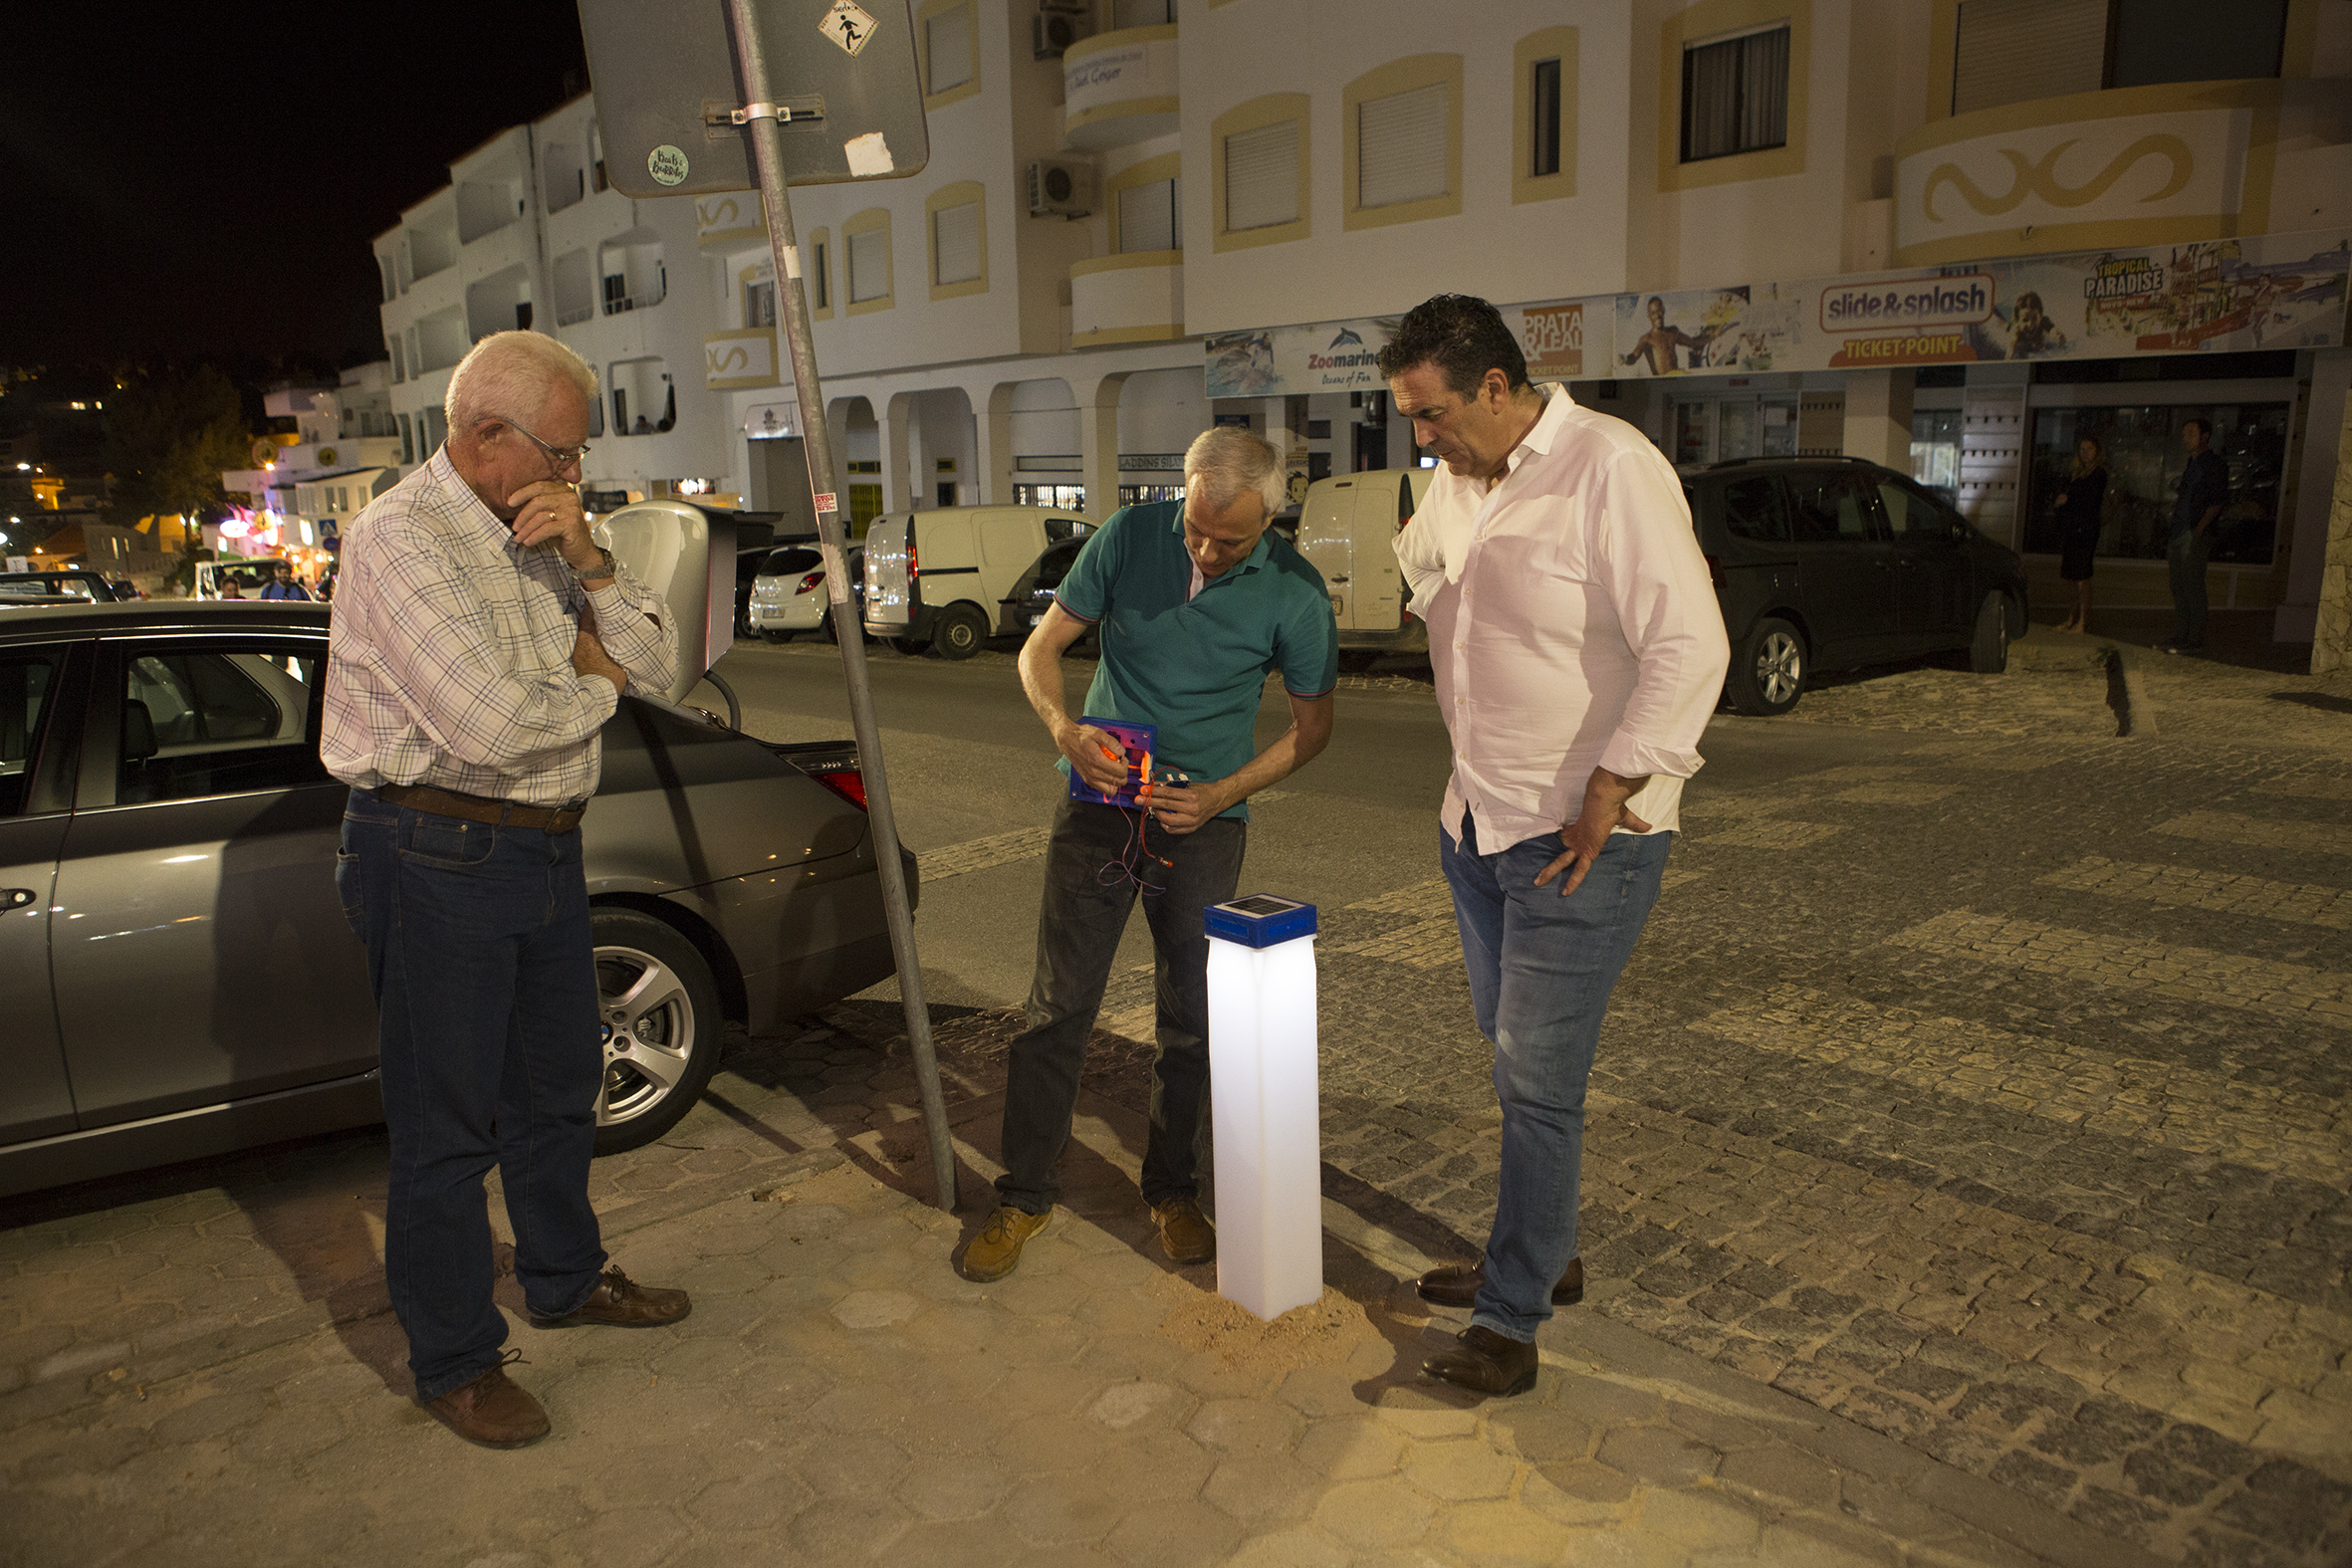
[366,0,2352,652]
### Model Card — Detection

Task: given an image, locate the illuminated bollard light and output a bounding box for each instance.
[1204,894,1321,1322]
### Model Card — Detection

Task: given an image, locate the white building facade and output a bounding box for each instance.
[368,0,2352,653]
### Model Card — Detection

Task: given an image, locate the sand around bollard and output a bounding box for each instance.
[1156,1282,1380,1374]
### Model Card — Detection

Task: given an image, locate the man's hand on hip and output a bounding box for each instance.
[1056,719,1130,794]
[508,479,604,573]
[1534,766,1652,898]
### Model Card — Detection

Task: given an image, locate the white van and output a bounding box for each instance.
[1292,469,1435,666]
[861,506,1087,659]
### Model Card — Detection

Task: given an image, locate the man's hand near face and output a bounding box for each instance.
[507,479,610,581]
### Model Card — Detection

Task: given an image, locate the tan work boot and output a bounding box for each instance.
[962,1205,1054,1281]
[1151,1197,1216,1264]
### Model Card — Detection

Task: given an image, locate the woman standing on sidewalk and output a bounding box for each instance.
[2054,436,2108,633]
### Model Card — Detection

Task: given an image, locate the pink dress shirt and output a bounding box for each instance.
[1394,385,1730,848]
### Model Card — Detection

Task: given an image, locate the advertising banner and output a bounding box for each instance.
[1204,231,2347,397]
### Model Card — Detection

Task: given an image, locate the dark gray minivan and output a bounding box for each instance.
[1683,456,2027,716]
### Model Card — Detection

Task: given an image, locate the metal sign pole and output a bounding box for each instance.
[725,0,957,1213]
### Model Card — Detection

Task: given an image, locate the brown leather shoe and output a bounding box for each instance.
[1423,1325,1538,1398]
[422,1352,549,1449]
[1415,1255,1582,1308]
[1151,1198,1216,1264]
[530,1266,691,1328]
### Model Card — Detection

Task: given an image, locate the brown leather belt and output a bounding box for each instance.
[377,783,587,834]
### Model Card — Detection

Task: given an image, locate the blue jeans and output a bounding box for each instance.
[2167,530,2209,646]
[1440,814,1672,1342]
[998,797,1247,1214]
[339,789,609,1402]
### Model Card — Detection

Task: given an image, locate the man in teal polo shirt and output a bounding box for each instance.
[962,426,1337,1281]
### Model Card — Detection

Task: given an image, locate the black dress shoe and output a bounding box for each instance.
[1423,1325,1538,1397]
[1416,1256,1583,1308]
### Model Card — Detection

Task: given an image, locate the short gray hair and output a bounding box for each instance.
[445,331,598,433]
[1184,426,1288,519]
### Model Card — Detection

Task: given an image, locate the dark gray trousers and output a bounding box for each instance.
[996,796,1247,1213]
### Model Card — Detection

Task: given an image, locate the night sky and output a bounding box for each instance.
[0,1,590,367]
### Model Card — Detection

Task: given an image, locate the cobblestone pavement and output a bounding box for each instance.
[4,626,2349,1566]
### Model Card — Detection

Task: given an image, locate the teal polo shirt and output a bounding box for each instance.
[1054,500,1337,821]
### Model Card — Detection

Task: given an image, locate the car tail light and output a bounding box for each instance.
[1704,553,1725,591]
[814,769,867,810]
[798,571,824,594]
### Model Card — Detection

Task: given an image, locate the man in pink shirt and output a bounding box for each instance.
[1380,296,1729,1398]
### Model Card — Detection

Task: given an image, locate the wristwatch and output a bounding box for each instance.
[573,546,617,583]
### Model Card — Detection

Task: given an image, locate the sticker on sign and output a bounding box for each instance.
[819,0,877,55]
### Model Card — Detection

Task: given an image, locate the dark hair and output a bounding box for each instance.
[1376,295,1529,396]
[2182,416,2212,439]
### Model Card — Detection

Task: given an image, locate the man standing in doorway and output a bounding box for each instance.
[1381,295,1728,1397]
[326,331,690,1449]
[2160,416,2228,654]
[963,426,1338,1281]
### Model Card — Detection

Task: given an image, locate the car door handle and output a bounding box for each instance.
[3,889,35,910]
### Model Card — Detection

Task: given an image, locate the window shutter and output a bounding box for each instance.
[1118,178,1177,254]
[1224,121,1298,231]
[1953,0,2105,114]
[926,6,972,94]
[848,227,888,302]
[933,201,981,285]
[1357,83,1449,209]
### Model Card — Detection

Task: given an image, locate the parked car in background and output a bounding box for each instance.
[0,569,137,603]
[1007,538,1095,654]
[862,506,1087,659]
[747,543,828,640]
[0,600,917,1198]
[1682,456,2027,716]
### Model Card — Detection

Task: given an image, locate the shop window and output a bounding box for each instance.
[2024,404,2286,564]
[1682,25,1788,162]
[1911,409,1963,498]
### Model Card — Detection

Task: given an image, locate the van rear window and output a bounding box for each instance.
[1720,478,1790,543]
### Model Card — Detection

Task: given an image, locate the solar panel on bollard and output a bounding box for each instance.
[1204,896,1323,1322]
[573,0,954,1210]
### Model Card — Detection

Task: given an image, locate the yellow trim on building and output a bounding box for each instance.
[1656,0,1811,192]
[1211,93,1311,254]
[1071,248,1182,277]
[917,0,981,112]
[1341,55,1464,232]
[1071,322,1186,347]
[1104,153,1182,255]
[1513,27,1577,205]
[842,207,893,316]
[1067,96,1183,136]
[924,181,989,302]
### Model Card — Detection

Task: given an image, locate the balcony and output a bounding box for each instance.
[1061,26,1178,151]
[1069,252,1182,347]
[1892,78,2352,266]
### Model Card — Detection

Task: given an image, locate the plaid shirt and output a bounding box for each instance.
[323,448,680,806]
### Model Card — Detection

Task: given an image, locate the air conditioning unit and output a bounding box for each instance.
[1028,158,1095,218]
[1034,0,1093,59]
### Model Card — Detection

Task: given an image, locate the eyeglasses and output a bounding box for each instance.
[499,416,590,470]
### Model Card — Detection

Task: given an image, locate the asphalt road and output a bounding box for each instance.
[690,637,1902,1012]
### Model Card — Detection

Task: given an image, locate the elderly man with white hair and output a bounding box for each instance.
[962,425,1338,1282]
[324,331,687,1450]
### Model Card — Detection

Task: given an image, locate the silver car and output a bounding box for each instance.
[0,601,915,1198]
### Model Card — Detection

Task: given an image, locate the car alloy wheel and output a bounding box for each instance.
[588,909,724,1155]
[1726,615,1806,716]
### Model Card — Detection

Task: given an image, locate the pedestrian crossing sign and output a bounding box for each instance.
[820,0,877,55]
